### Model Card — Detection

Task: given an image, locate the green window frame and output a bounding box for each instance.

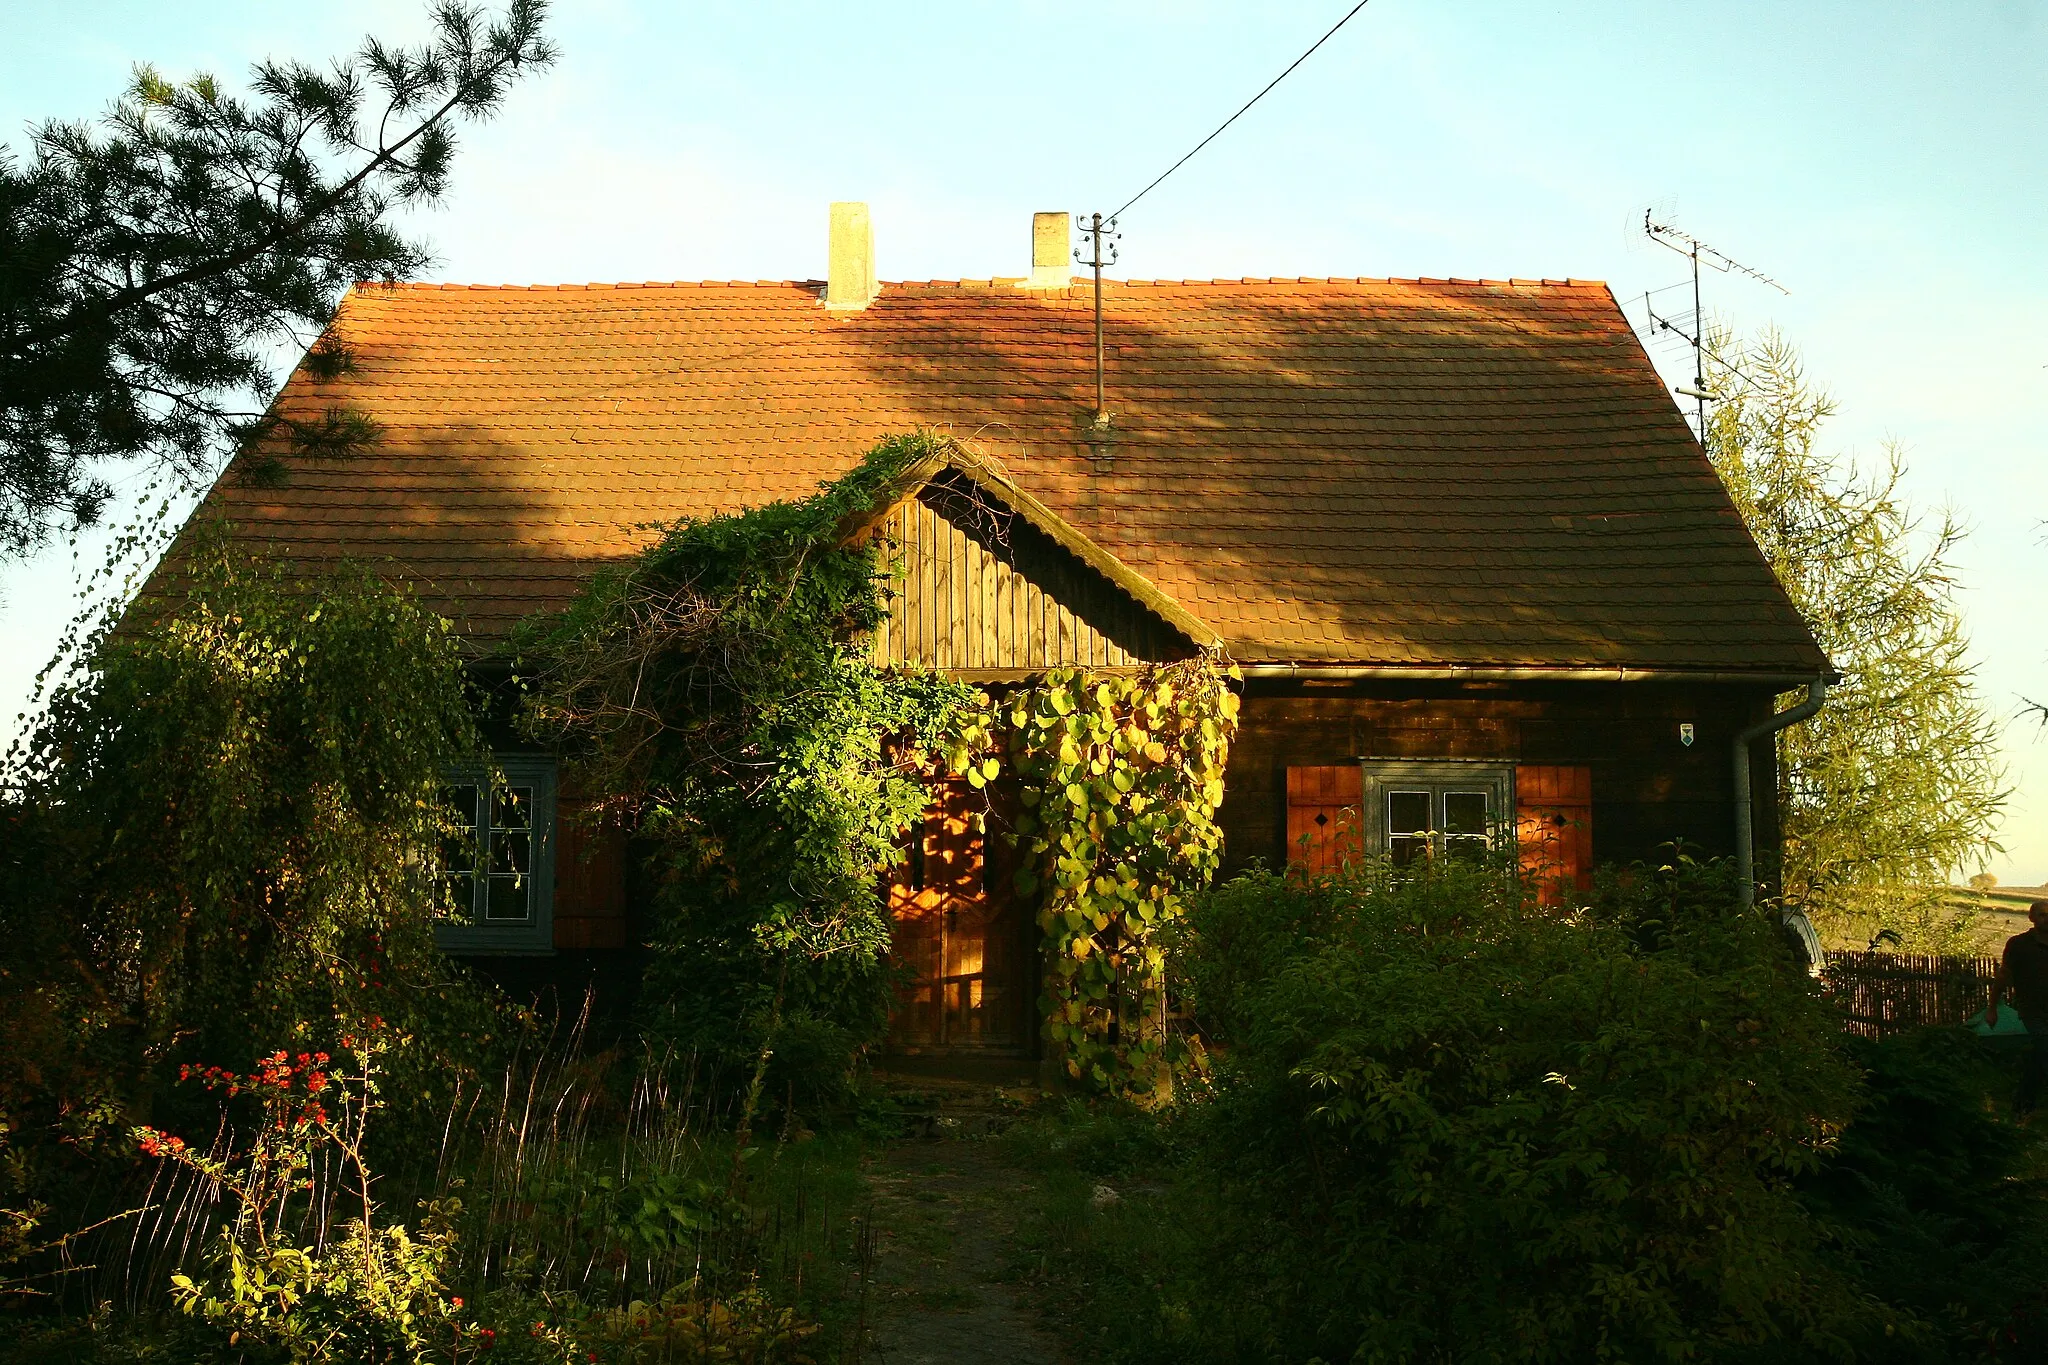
[1359,761,1513,867]
[433,755,556,956]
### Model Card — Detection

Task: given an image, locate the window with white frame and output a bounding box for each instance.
[433,755,556,955]
[1360,761,1513,867]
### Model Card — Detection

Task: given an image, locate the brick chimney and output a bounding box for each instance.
[1029,211,1069,289]
[824,201,879,310]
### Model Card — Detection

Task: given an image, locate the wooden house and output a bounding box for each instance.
[159,205,1829,1060]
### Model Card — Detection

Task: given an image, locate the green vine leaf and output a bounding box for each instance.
[947,653,1238,1099]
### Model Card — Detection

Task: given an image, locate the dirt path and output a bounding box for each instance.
[860,1134,1063,1365]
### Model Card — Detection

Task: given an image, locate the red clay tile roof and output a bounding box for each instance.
[177,275,1825,673]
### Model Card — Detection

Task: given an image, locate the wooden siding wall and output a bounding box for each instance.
[1223,683,1782,879]
[873,472,1187,673]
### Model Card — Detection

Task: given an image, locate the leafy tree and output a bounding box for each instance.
[0,537,500,1190]
[0,1,554,559]
[1706,329,2005,948]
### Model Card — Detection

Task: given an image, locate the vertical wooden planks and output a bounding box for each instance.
[873,482,1177,672]
[552,801,630,951]
[1286,765,1365,875]
[1516,764,1593,905]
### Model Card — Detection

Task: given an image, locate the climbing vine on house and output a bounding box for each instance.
[517,426,1240,1099]
[949,657,1239,1095]
[516,433,975,1092]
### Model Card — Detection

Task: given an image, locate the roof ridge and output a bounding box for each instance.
[362,275,1606,293]
[370,279,830,292]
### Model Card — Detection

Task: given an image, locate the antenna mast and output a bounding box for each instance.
[1076,213,1120,428]
[1641,211,1788,436]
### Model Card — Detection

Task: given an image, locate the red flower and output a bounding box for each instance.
[136,1129,185,1158]
[305,1071,328,1093]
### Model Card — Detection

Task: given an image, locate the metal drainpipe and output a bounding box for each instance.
[1733,676,1827,913]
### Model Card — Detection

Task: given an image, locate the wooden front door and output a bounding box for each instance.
[887,781,1029,1053]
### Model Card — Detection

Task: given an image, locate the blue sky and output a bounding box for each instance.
[5,1,2045,879]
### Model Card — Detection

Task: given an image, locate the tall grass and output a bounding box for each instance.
[49,1001,883,1361]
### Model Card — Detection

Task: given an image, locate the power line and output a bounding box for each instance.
[1111,0,1373,221]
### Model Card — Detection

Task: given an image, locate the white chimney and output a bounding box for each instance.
[824,201,879,310]
[1029,211,1069,289]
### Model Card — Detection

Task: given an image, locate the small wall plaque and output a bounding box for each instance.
[1679,723,1696,748]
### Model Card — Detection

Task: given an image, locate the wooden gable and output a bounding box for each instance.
[871,468,1194,676]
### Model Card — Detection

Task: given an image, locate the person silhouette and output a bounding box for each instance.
[1987,900,2048,1116]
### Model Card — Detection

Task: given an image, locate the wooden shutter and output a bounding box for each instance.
[1516,765,1592,906]
[553,801,629,950]
[1287,765,1364,875]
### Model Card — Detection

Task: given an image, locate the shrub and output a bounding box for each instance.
[133,1023,472,1363]
[0,541,510,1284]
[1168,858,1869,1364]
[1799,1028,2048,1362]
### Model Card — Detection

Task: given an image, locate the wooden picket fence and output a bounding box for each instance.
[1822,950,2000,1039]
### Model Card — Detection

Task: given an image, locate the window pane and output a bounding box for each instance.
[1443,791,1489,836]
[486,874,530,922]
[442,784,480,822]
[438,785,479,870]
[438,834,477,876]
[1388,790,1432,867]
[435,874,474,920]
[1390,834,1430,867]
[493,786,532,830]
[1388,791,1432,835]
[1443,835,1489,865]
[490,830,530,877]
[433,784,480,920]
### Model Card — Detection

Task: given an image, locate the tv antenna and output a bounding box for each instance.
[1640,211,1788,435]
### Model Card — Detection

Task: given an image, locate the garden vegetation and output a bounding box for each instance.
[1012,858,2048,1364]
[4,431,2044,1361]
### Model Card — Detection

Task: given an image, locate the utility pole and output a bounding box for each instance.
[1075,213,1120,428]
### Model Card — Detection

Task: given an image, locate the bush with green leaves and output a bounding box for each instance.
[0,539,508,1211]
[1798,1028,2048,1363]
[138,1025,475,1364]
[1160,857,1872,1364]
